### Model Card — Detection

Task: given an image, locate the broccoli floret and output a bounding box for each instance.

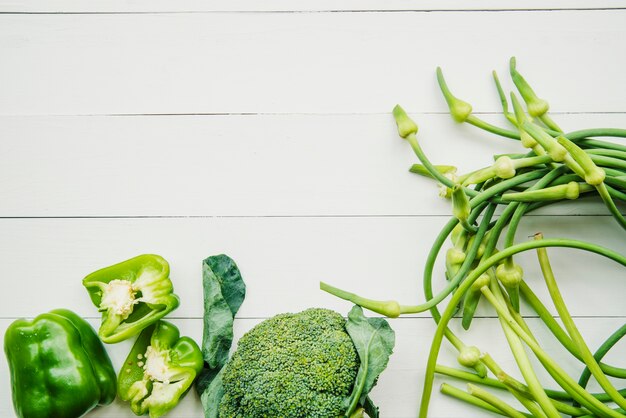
[219,308,359,418]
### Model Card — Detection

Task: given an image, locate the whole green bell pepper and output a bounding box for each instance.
[83,254,180,343]
[4,308,117,418]
[118,320,203,418]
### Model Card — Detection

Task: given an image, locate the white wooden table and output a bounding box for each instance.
[1,1,625,417]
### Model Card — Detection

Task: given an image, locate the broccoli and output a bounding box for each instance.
[195,255,394,418]
[218,308,359,418]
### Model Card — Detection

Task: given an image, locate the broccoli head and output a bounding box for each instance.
[218,308,359,418]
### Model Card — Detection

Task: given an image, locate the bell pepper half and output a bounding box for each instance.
[118,320,203,418]
[83,254,180,343]
[4,308,117,418]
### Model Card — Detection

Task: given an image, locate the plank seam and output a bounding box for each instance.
[0,214,618,220]
[2,111,626,117]
[1,8,626,15]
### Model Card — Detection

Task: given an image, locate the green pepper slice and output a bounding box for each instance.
[4,309,117,418]
[83,254,180,343]
[118,320,203,418]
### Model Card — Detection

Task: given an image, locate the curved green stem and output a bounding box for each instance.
[503,166,567,250]
[485,361,589,417]
[579,409,626,418]
[436,364,504,389]
[535,236,626,410]
[596,182,626,230]
[606,183,626,202]
[492,70,517,127]
[578,138,626,152]
[405,133,478,198]
[566,128,626,142]
[345,355,368,416]
[575,323,626,409]
[467,383,528,418]
[539,114,561,133]
[585,148,626,160]
[418,238,626,418]
[487,278,561,418]
[590,154,626,171]
[482,286,621,417]
[466,115,521,139]
[435,363,626,403]
[440,383,529,417]
[469,169,549,208]
[519,281,626,380]
[319,282,401,317]
[495,167,566,311]
[605,175,626,190]
[416,203,496,317]
[488,366,553,418]
[435,362,626,402]
[320,204,493,317]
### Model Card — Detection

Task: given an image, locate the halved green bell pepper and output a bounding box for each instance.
[4,308,117,418]
[118,320,203,418]
[83,254,180,343]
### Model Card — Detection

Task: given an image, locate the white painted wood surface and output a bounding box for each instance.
[1,1,626,13]
[1,10,626,115]
[1,3,625,418]
[2,113,625,217]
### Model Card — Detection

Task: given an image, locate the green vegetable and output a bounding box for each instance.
[4,308,116,418]
[219,308,358,418]
[218,307,394,418]
[199,368,226,418]
[83,254,180,343]
[195,254,246,415]
[118,320,203,418]
[321,58,626,418]
[343,305,395,417]
[197,254,395,418]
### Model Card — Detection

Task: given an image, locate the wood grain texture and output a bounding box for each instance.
[1,113,625,217]
[0,216,623,319]
[2,0,626,13]
[1,10,626,115]
[1,4,625,418]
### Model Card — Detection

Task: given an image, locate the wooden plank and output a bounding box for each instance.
[0,216,623,319]
[1,113,624,217]
[1,0,625,13]
[1,316,623,417]
[1,11,625,115]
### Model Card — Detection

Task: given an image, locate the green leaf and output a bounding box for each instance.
[204,255,246,316]
[196,254,245,397]
[200,368,226,418]
[363,396,380,418]
[195,367,220,399]
[343,305,395,417]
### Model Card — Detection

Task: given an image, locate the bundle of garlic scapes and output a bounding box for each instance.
[322,57,626,417]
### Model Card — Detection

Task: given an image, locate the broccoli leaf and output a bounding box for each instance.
[363,396,380,418]
[200,368,226,418]
[348,399,379,418]
[343,305,395,417]
[204,254,246,317]
[196,255,245,398]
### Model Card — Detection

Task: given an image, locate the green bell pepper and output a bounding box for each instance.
[4,308,117,418]
[83,254,180,343]
[118,320,203,418]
